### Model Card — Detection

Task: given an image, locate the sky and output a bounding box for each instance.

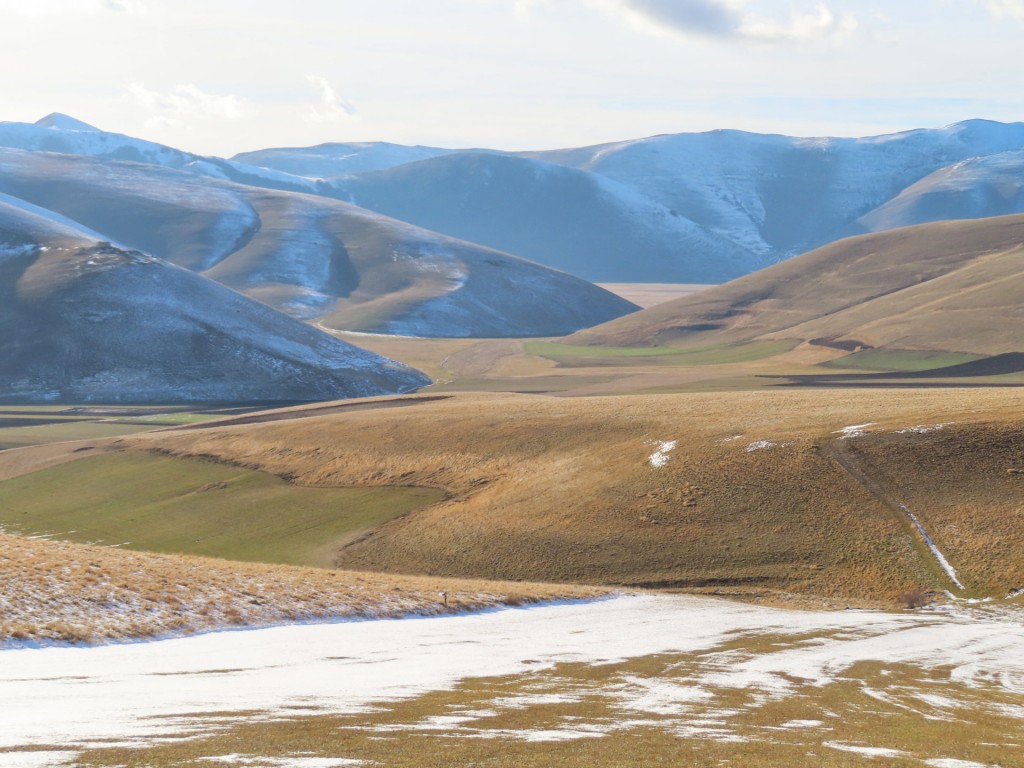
[0,0,1023,157]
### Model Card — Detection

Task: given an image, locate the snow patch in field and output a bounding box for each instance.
[780,719,825,728]
[834,423,876,439]
[924,760,995,768]
[896,424,947,434]
[825,741,907,758]
[745,440,789,452]
[0,753,77,767]
[648,440,677,468]
[198,757,365,767]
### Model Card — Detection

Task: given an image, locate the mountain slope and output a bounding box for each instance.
[233,142,456,177]
[332,152,757,282]
[570,214,1024,356]
[858,150,1024,233]
[530,120,1024,265]
[0,148,637,336]
[0,194,430,402]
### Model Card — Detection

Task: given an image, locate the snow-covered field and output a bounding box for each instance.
[3,594,1024,761]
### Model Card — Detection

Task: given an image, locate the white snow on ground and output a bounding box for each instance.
[648,440,677,468]
[899,503,966,591]
[896,424,947,434]
[825,742,908,758]
[834,423,876,439]
[925,760,997,768]
[745,440,790,452]
[4,595,1024,754]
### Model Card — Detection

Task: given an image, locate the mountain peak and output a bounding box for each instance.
[34,112,100,132]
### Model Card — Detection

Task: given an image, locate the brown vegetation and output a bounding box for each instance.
[0,530,604,645]
[571,214,1024,356]
[123,387,1024,604]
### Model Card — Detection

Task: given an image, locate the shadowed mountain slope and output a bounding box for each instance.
[570,215,1024,356]
[332,151,755,282]
[0,149,637,336]
[0,195,430,403]
[858,150,1024,233]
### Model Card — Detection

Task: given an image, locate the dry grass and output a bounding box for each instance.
[572,214,1024,356]
[125,388,1024,604]
[0,531,605,645]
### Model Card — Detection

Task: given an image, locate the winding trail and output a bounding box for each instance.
[824,438,966,593]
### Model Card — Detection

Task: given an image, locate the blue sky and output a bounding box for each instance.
[0,0,1022,155]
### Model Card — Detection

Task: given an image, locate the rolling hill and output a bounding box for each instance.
[119,387,1024,603]
[0,148,637,336]
[0,194,430,402]
[570,214,1024,356]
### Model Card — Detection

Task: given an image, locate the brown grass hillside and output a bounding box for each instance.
[126,389,1024,604]
[570,214,1024,355]
[0,531,604,645]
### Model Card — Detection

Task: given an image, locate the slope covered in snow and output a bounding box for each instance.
[530,120,1024,261]
[0,149,637,336]
[858,149,1024,232]
[0,196,429,402]
[331,152,757,282]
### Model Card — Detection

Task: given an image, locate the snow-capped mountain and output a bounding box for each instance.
[0,193,430,403]
[233,142,457,178]
[0,148,637,336]
[330,151,756,282]
[246,120,1024,282]
[858,149,1024,233]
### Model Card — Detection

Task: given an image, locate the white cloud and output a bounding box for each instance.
[0,0,145,15]
[305,76,357,124]
[592,0,856,43]
[984,0,1024,17]
[741,3,857,42]
[126,83,248,129]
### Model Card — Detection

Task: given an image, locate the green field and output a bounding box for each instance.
[822,349,984,372]
[0,452,444,567]
[524,340,797,366]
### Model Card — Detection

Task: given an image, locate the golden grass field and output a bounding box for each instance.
[95,386,1024,607]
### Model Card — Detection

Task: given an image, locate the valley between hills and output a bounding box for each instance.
[4,112,1024,767]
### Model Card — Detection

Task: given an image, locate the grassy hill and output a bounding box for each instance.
[570,214,1024,358]
[75,388,1024,605]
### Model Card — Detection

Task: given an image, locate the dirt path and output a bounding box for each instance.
[824,439,966,593]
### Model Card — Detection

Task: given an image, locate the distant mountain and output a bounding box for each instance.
[528,120,1024,261]
[0,148,637,336]
[0,193,430,403]
[0,115,323,195]
[34,112,100,132]
[858,150,1024,233]
[570,214,1024,356]
[246,120,1024,283]
[233,142,456,177]
[331,152,755,283]
[13,113,1024,288]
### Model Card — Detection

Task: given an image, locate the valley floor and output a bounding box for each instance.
[4,595,1024,767]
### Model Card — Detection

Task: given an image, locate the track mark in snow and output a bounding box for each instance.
[824,440,966,593]
[899,503,965,591]
[648,440,677,468]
